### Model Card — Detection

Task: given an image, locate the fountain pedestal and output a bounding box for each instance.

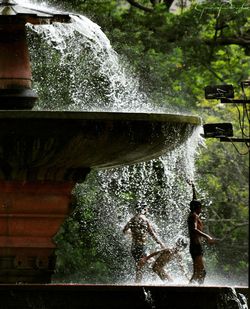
[0,181,75,283]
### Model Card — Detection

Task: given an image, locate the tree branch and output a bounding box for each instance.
[126,0,153,12]
[163,0,175,9]
[205,36,250,48]
[202,63,225,83]
[217,222,249,242]
[127,0,175,12]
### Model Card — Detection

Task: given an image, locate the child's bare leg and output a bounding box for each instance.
[153,263,173,281]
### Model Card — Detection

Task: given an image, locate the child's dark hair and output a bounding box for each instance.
[135,201,147,213]
[190,199,202,212]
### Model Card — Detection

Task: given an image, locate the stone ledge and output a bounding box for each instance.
[0,284,248,309]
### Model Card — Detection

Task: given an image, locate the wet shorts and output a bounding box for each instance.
[131,244,147,262]
[189,243,203,260]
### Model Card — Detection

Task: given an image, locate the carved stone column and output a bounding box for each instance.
[0,181,75,283]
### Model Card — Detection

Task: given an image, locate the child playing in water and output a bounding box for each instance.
[187,180,215,284]
[123,201,165,283]
[138,237,189,282]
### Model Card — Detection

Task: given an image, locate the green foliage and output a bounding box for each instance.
[54,172,115,283]
[196,133,249,280]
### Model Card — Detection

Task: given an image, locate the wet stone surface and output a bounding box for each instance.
[0,284,248,309]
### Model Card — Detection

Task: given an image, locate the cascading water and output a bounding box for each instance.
[27,11,159,112]
[92,129,201,283]
[218,288,249,309]
[62,126,204,284]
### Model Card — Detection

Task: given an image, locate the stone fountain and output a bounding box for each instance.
[0,1,248,308]
[0,0,200,284]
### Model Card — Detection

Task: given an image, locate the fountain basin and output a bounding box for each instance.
[0,110,201,182]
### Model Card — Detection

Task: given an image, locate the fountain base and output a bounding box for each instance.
[0,284,248,308]
[0,88,38,110]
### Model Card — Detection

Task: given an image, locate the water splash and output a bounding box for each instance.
[218,288,248,309]
[143,288,156,309]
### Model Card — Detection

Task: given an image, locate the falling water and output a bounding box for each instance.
[218,288,248,309]
[70,126,204,284]
[26,9,162,112]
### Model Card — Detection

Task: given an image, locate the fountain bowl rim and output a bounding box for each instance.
[0,110,202,125]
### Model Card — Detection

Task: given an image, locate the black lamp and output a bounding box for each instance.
[203,123,233,138]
